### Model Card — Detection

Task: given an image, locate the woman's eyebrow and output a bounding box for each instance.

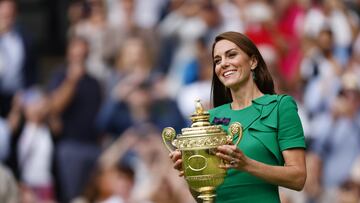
[214,48,237,58]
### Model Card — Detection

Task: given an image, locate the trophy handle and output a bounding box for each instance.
[228,122,243,146]
[162,127,177,152]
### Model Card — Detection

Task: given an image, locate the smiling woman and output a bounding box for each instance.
[211,31,275,108]
[214,40,254,86]
[169,31,306,203]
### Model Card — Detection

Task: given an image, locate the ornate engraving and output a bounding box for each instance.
[174,135,228,150]
[161,127,176,152]
[163,127,175,140]
[230,122,241,135]
[229,122,243,146]
[186,173,226,181]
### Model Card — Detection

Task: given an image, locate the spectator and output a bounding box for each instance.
[0,0,37,118]
[274,0,305,90]
[157,0,220,96]
[72,161,135,203]
[0,97,19,203]
[70,0,112,83]
[97,126,195,203]
[305,72,360,203]
[97,78,185,138]
[0,94,21,202]
[301,27,342,116]
[106,0,167,30]
[72,129,138,203]
[47,36,102,203]
[176,37,213,121]
[16,88,54,203]
[104,35,155,99]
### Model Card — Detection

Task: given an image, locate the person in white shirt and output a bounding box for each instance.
[17,88,54,202]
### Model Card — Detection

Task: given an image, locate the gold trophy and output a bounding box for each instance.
[162,99,242,203]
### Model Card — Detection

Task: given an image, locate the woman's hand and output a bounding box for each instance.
[216,144,249,171]
[169,149,184,177]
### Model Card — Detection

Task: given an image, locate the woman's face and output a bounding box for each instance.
[213,39,254,89]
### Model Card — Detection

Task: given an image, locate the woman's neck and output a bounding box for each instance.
[230,82,263,110]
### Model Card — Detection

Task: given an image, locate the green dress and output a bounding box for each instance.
[208,94,306,203]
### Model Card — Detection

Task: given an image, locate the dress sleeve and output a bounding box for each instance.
[277,95,306,151]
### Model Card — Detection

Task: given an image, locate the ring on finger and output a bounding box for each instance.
[230,159,237,165]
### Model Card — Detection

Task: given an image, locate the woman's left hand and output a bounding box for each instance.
[216,144,249,170]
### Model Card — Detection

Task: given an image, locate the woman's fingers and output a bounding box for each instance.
[169,150,182,162]
[174,159,183,170]
[217,145,240,157]
[169,150,183,172]
[216,145,244,169]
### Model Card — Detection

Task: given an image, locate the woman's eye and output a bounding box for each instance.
[228,53,236,58]
[214,59,221,65]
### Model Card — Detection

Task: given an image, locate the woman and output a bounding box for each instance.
[170,31,306,202]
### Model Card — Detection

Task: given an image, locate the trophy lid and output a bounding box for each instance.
[163,100,242,151]
[190,99,210,128]
[176,99,228,149]
[178,99,224,137]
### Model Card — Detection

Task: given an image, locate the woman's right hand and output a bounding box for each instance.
[169,149,184,177]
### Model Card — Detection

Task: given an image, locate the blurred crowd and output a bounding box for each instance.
[0,0,360,202]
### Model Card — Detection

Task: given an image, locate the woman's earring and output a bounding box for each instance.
[251,69,256,81]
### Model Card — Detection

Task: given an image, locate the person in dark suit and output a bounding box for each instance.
[47,36,102,203]
[0,0,37,118]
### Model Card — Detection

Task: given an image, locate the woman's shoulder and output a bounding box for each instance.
[276,94,299,110]
[254,94,297,107]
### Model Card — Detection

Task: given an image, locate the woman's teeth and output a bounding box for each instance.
[223,70,236,77]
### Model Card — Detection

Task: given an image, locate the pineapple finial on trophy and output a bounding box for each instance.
[195,99,203,114]
[191,99,210,127]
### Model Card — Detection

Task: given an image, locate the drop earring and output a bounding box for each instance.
[251,69,256,81]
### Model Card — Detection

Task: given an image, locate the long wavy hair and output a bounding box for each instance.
[211,31,275,107]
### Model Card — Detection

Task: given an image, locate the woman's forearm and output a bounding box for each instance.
[217,146,306,191]
[244,156,306,191]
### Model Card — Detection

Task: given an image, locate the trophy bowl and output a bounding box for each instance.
[162,100,242,203]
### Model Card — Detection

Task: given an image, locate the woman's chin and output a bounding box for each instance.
[222,79,241,89]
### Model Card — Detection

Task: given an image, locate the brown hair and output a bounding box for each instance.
[211,31,275,107]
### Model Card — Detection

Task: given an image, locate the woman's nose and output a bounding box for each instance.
[220,59,229,69]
